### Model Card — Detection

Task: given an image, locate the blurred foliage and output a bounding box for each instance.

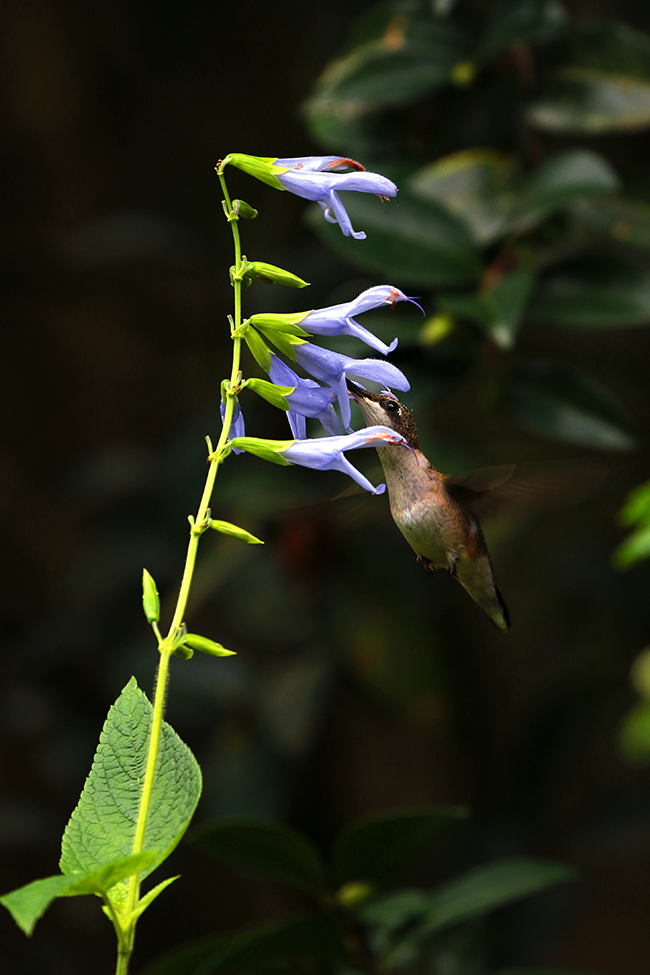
[142,809,584,975]
[302,0,650,453]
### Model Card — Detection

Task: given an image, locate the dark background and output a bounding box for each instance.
[2,1,650,973]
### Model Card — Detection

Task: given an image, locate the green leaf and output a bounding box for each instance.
[617,480,650,526]
[140,915,345,975]
[248,312,310,336]
[531,256,650,327]
[1,875,74,936]
[307,191,481,288]
[0,852,157,935]
[612,523,650,569]
[333,805,468,887]
[444,266,535,349]
[130,876,179,922]
[254,325,302,361]
[183,634,236,657]
[481,0,569,58]
[60,677,202,883]
[630,649,650,698]
[518,149,621,213]
[509,360,637,451]
[193,817,327,894]
[247,377,295,411]
[304,4,471,134]
[209,519,264,545]
[419,859,578,936]
[142,568,160,624]
[527,67,650,133]
[246,262,309,288]
[571,195,650,250]
[242,327,272,371]
[619,701,650,761]
[408,150,517,246]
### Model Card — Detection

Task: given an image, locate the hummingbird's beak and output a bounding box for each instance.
[346,378,371,400]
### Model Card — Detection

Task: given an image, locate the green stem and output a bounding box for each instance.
[114,170,244,975]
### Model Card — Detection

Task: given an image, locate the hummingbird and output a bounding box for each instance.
[348,380,511,631]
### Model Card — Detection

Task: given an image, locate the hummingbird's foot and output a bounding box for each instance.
[447,554,458,578]
[416,555,435,574]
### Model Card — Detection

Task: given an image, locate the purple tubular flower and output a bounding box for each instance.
[299,285,421,356]
[272,156,397,241]
[282,426,407,495]
[268,355,341,440]
[221,400,245,453]
[293,342,410,432]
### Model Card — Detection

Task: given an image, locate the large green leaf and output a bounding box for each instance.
[531,256,650,327]
[60,677,202,882]
[193,818,326,894]
[141,915,345,975]
[481,0,569,58]
[408,151,517,245]
[0,851,156,936]
[527,23,650,132]
[509,360,638,451]
[333,806,468,887]
[307,192,481,288]
[303,1,472,148]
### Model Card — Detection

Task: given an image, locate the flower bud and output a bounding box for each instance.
[142,569,160,624]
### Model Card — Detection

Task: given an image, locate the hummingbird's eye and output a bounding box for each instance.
[383,400,400,414]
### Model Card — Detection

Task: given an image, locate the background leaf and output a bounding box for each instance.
[333,805,468,886]
[193,818,327,894]
[531,256,650,326]
[509,360,638,450]
[307,192,481,287]
[481,0,569,57]
[59,677,202,881]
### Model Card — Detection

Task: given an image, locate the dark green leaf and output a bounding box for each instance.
[443,266,535,349]
[527,67,650,133]
[612,524,650,569]
[619,701,650,761]
[509,360,637,451]
[532,256,650,327]
[419,859,578,936]
[141,915,345,975]
[307,192,481,288]
[193,818,326,894]
[498,969,601,975]
[481,0,569,58]
[333,805,468,887]
[59,678,202,884]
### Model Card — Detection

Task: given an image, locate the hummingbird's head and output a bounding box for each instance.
[347,379,420,448]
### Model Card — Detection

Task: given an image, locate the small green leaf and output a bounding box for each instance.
[571,195,650,250]
[307,191,481,288]
[210,520,264,545]
[630,648,650,698]
[518,149,621,213]
[183,634,236,657]
[618,480,650,526]
[130,876,179,922]
[142,568,160,625]
[242,327,272,371]
[193,818,327,894]
[531,256,650,327]
[443,266,535,349]
[509,360,637,451]
[0,852,157,935]
[60,678,201,881]
[246,262,309,288]
[612,524,650,569]
[232,199,258,219]
[230,436,295,466]
[247,377,295,411]
[333,806,468,887]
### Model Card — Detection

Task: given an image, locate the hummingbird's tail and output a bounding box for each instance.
[456,555,511,632]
